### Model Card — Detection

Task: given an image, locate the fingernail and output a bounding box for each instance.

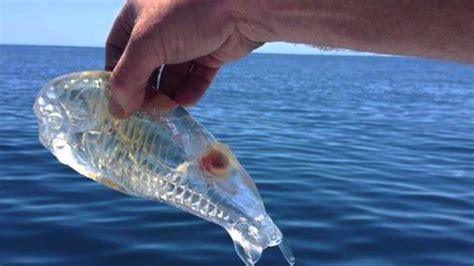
[108,97,125,118]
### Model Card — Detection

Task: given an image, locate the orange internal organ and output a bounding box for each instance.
[199,143,233,178]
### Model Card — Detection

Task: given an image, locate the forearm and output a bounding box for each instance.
[234,0,474,63]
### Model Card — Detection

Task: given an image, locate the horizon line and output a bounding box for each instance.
[0,42,389,57]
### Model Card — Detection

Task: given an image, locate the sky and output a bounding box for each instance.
[0,0,364,55]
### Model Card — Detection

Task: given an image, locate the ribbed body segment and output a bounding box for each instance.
[79,114,227,221]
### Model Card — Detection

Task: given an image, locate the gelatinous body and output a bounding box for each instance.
[34,71,294,265]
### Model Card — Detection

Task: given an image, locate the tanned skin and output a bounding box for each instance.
[105,0,474,118]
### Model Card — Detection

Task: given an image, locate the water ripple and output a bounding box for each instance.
[1,45,473,265]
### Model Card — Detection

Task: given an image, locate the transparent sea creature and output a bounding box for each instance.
[33,71,295,265]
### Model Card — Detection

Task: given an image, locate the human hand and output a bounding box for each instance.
[105,0,265,118]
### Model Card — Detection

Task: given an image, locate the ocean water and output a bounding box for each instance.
[0,45,473,266]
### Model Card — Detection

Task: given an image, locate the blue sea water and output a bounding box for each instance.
[0,44,473,266]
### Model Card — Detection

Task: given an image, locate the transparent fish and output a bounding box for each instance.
[33,71,295,265]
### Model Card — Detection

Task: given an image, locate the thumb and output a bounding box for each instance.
[109,29,163,118]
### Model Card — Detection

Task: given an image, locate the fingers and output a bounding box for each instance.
[173,63,220,106]
[105,1,232,116]
[105,4,134,71]
[105,3,144,119]
[109,25,164,118]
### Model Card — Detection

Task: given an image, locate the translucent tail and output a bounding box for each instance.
[227,216,295,265]
[279,237,295,266]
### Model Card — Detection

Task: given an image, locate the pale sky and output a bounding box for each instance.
[0,0,364,55]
